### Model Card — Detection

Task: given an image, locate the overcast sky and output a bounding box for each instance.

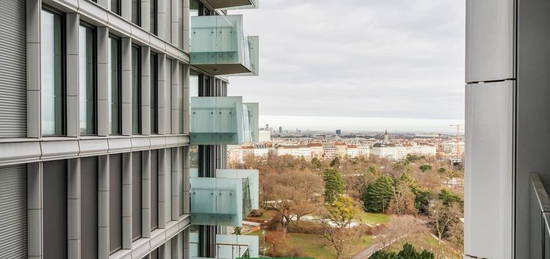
[227,0,465,132]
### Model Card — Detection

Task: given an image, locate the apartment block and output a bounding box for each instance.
[0,0,260,259]
[465,0,550,258]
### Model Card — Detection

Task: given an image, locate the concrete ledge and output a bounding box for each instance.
[0,135,189,166]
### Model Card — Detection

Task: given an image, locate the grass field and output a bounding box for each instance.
[251,231,374,259]
[358,212,391,225]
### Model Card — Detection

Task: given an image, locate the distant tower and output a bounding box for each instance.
[279,126,283,133]
[383,130,389,144]
[265,123,269,130]
[336,129,342,135]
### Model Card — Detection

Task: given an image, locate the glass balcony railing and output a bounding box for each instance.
[190,169,259,226]
[190,97,259,145]
[202,0,258,10]
[191,15,259,76]
[530,173,550,258]
[190,233,260,259]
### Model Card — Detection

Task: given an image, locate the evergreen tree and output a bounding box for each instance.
[369,243,434,259]
[362,175,394,213]
[323,168,345,203]
[438,189,462,206]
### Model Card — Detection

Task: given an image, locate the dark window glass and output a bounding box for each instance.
[150,0,158,35]
[109,37,122,135]
[41,9,65,136]
[151,53,158,134]
[179,65,184,133]
[79,24,97,135]
[151,150,159,230]
[81,157,98,259]
[109,154,122,253]
[132,152,142,240]
[167,60,173,132]
[132,0,141,26]
[111,0,120,15]
[43,160,67,259]
[179,148,184,215]
[151,249,159,259]
[132,46,142,135]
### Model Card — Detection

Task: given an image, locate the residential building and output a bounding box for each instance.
[309,143,325,158]
[0,0,260,259]
[465,0,550,258]
[258,130,271,142]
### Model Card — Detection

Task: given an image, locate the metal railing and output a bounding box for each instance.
[530,173,550,258]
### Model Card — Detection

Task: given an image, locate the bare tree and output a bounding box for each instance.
[429,200,461,243]
[378,215,427,248]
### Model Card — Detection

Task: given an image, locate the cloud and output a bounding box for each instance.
[227,0,465,124]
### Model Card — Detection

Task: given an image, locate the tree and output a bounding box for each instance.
[363,175,395,213]
[412,187,431,215]
[323,168,345,203]
[438,189,462,206]
[419,164,432,172]
[429,200,461,242]
[322,196,361,259]
[330,157,341,167]
[387,181,417,215]
[369,243,434,259]
[377,215,427,248]
[437,167,446,173]
[262,170,323,233]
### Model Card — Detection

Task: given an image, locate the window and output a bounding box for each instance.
[132,0,141,26]
[190,73,198,97]
[41,8,65,136]
[132,46,142,135]
[43,160,68,259]
[81,157,98,259]
[109,36,122,135]
[111,0,121,15]
[167,60,173,132]
[109,154,122,254]
[151,53,159,134]
[150,0,158,35]
[132,152,142,241]
[151,150,159,230]
[79,24,97,135]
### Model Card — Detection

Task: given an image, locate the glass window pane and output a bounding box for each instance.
[132,46,141,134]
[41,10,64,136]
[79,25,96,135]
[111,0,120,15]
[132,0,141,26]
[109,37,121,135]
[150,53,158,134]
[150,0,157,35]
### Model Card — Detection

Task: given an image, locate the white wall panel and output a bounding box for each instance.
[466,0,515,82]
[465,81,514,259]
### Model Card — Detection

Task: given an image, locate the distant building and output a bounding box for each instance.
[258,130,272,142]
[278,126,283,133]
[308,143,324,158]
[276,145,311,159]
[336,129,342,135]
[323,145,337,159]
[371,143,436,160]
[335,142,348,157]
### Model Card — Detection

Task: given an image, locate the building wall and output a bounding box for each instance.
[0,0,192,259]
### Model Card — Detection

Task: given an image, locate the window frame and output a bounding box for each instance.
[111,0,121,15]
[150,0,158,35]
[132,45,142,135]
[132,0,142,26]
[109,35,123,135]
[150,52,159,134]
[41,6,67,137]
[79,21,98,136]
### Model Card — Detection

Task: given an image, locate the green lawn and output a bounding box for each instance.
[358,212,391,225]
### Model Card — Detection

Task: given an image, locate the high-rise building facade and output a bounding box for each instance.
[0,0,259,259]
[465,0,550,258]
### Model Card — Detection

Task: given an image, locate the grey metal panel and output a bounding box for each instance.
[0,165,27,258]
[464,81,514,259]
[151,150,159,230]
[132,151,142,240]
[465,0,515,83]
[81,157,98,259]
[110,154,123,253]
[0,0,26,137]
[44,160,68,259]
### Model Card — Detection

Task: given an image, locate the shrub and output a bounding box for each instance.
[249,209,265,217]
[287,221,325,235]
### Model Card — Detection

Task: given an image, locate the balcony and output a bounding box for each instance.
[202,0,258,10]
[190,169,259,226]
[190,15,259,76]
[190,97,259,145]
[190,233,260,259]
[530,173,550,258]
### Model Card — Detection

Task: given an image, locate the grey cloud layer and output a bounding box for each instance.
[228,0,465,120]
